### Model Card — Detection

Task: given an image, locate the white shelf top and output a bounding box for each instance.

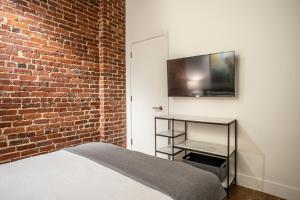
[156,130,185,137]
[174,140,235,157]
[156,145,182,155]
[157,114,236,125]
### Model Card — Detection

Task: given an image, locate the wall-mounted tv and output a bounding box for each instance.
[167,51,235,97]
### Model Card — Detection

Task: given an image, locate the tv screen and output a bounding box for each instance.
[167,51,235,97]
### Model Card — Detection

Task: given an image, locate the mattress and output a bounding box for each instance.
[0,142,226,200]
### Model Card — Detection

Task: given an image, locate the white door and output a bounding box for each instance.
[131,35,168,156]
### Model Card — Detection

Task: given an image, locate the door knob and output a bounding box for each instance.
[152,106,163,111]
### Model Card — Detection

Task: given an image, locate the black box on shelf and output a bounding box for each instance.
[183,152,227,181]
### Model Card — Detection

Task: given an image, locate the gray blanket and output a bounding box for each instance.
[66,142,226,200]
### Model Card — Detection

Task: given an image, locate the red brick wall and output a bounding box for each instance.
[99,0,126,147]
[0,0,126,163]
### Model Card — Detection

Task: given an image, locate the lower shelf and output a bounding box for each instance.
[222,173,235,188]
[156,130,186,138]
[174,140,235,157]
[156,145,183,155]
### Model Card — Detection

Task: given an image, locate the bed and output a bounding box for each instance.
[0,142,226,200]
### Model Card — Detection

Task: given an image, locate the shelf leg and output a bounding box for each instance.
[227,124,230,197]
[226,188,230,199]
[168,120,171,148]
[155,117,157,157]
[171,119,174,160]
[184,121,187,156]
[234,120,237,185]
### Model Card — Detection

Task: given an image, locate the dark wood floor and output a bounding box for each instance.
[226,185,285,200]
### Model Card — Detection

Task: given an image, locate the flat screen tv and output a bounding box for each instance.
[167,51,235,97]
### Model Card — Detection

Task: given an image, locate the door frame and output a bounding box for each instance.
[128,32,169,150]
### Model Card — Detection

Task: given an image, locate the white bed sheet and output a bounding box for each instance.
[0,150,172,200]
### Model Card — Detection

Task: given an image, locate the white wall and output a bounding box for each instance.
[126,0,300,199]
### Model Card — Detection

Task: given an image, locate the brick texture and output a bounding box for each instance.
[0,0,126,164]
[99,0,126,147]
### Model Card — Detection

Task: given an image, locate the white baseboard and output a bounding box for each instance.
[237,173,300,200]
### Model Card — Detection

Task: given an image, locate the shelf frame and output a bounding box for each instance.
[154,115,237,197]
[155,116,187,160]
[156,146,184,156]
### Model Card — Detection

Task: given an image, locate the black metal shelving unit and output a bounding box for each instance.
[155,117,186,160]
[154,114,237,197]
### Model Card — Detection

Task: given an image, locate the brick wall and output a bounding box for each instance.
[99,0,126,147]
[0,0,126,163]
